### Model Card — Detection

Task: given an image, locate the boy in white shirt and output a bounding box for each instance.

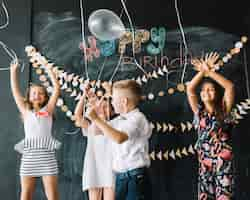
[87,79,152,200]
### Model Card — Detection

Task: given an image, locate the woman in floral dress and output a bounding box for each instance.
[187,52,235,200]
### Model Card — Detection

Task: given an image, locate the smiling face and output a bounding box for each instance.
[200,82,217,104]
[28,85,48,108]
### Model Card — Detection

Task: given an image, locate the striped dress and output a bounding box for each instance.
[14,107,61,177]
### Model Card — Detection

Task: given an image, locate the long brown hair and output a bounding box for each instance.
[24,83,49,110]
[199,79,225,121]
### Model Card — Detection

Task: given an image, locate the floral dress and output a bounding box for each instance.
[193,107,235,200]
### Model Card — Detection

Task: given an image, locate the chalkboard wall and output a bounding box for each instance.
[0,0,31,199]
[0,0,250,199]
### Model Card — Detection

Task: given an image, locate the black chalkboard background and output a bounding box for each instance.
[1,0,250,199]
[0,0,31,199]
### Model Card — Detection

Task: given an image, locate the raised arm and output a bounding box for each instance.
[46,67,60,115]
[74,94,89,129]
[10,61,27,115]
[206,70,235,114]
[87,108,128,144]
[186,59,205,113]
[205,52,235,113]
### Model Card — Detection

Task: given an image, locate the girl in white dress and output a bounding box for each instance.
[74,87,115,200]
[10,61,60,200]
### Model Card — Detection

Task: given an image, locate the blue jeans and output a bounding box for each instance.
[115,167,151,200]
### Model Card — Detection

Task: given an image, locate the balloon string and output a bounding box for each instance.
[120,0,147,75]
[0,1,9,29]
[93,56,107,90]
[174,0,189,84]
[80,0,89,80]
[119,0,127,18]
[109,54,123,82]
[0,41,16,59]
[0,41,20,71]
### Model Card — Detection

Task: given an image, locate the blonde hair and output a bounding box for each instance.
[112,79,142,106]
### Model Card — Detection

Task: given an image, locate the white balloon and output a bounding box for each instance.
[88,9,125,41]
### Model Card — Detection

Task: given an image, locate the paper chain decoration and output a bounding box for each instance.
[150,98,250,134]
[26,45,186,108]
[26,35,247,104]
[26,49,250,134]
[24,36,250,162]
[150,121,193,133]
[24,36,248,128]
[149,144,196,161]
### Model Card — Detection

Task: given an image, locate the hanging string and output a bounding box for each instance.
[93,56,107,90]
[164,65,170,88]
[104,0,129,82]
[120,0,147,75]
[0,1,9,29]
[0,41,16,60]
[243,48,250,98]
[119,0,127,18]
[174,0,189,84]
[109,54,123,82]
[80,0,89,80]
[0,41,18,71]
[0,41,26,72]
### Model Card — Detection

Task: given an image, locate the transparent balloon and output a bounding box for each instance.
[88,9,125,41]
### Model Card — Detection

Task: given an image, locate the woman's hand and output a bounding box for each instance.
[191,58,209,75]
[205,52,220,70]
[191,52,220,76]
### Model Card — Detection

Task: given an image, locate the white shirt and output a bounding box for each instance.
[109,108,152,173]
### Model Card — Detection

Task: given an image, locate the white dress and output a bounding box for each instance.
[15,107,61,177]
[82,124,114,191]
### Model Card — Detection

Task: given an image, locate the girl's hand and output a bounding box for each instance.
[95,98,106,117]
[102,82,112,97]
[86,107,99,122]
[10,60,19,72]
[91,124,103,135]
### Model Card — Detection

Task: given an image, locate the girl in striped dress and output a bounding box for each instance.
[10,61,60,200]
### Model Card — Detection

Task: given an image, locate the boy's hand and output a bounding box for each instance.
[86,107,99,122]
